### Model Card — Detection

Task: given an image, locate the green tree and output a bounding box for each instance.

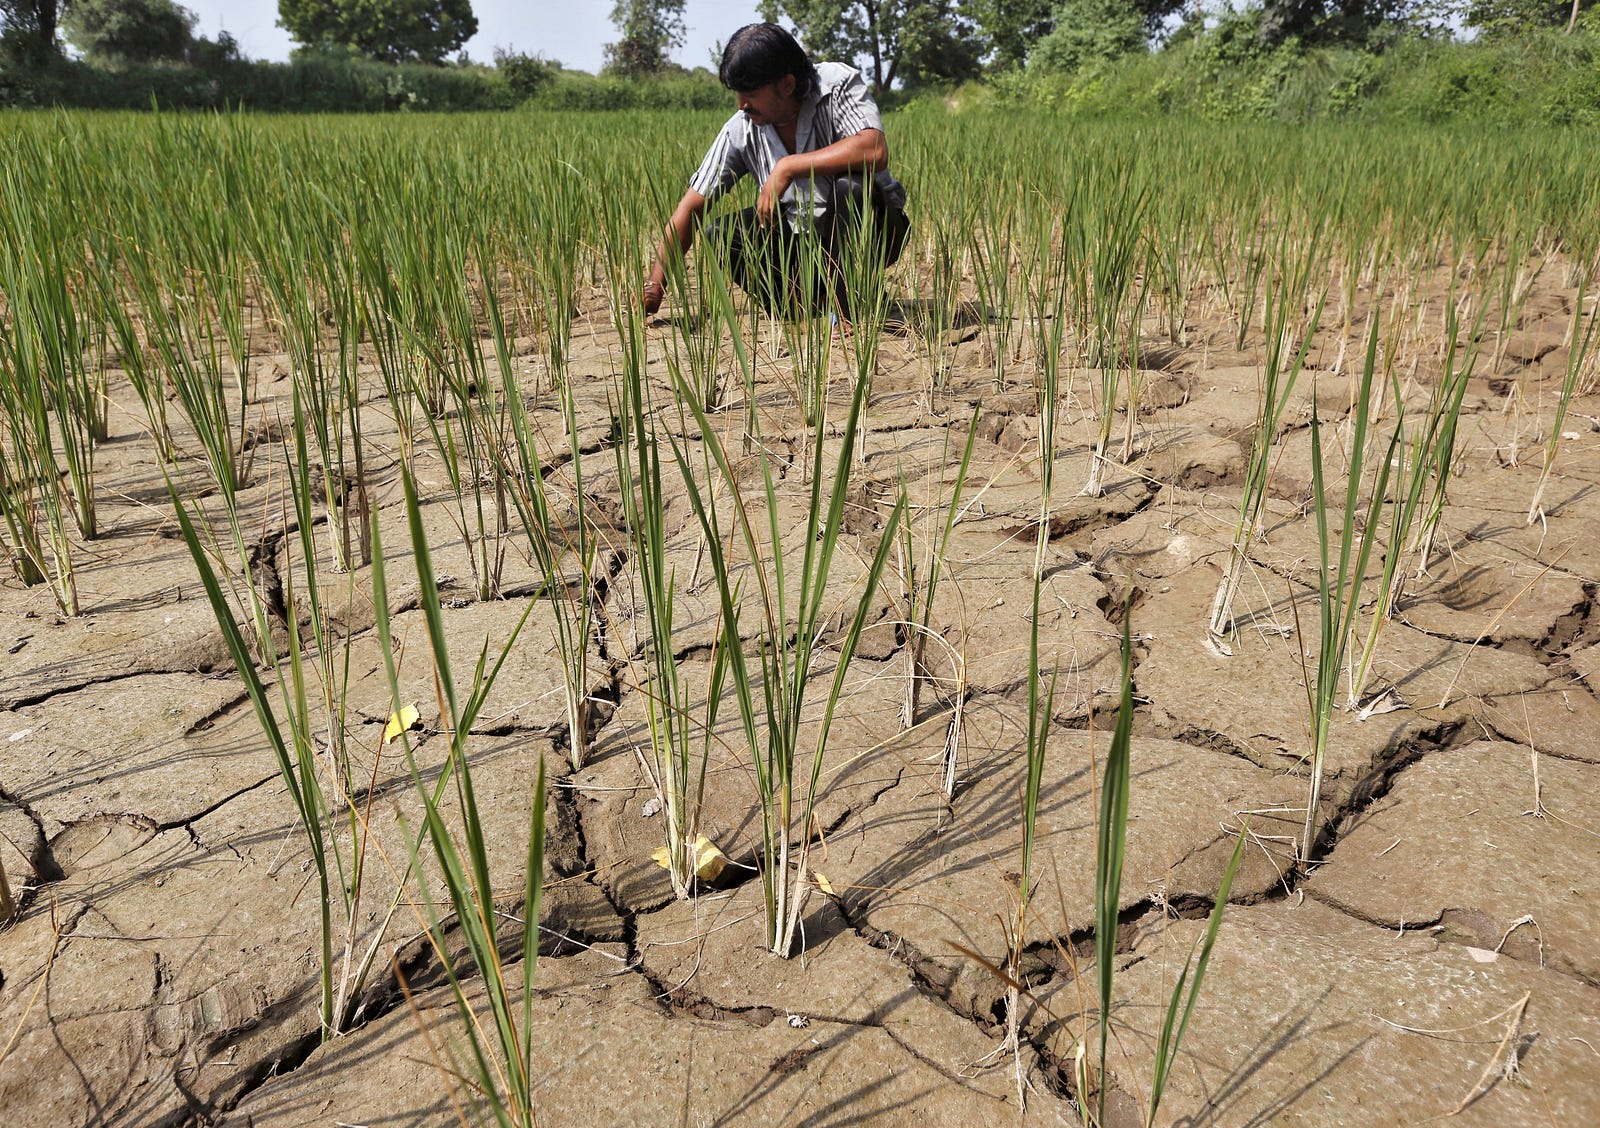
[64,0,195,63]
[963,0,1054,68]
[603,0,684,78]
[1030,0,1145,73]
[1258,0,1411,44]
[277,0,477,65]
[759,0,981,91]
[1467,0,1594,33]
[1,0,62,64]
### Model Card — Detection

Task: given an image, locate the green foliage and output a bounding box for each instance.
[604,0,685,78]
[1260,0,1410,45]
[493,47,556,99]
[1469,0,1591,33]
[1,0,61,65]
[0,51,519,110]
[526,67,726,110]
[963,0,1055,68]
[277,0,477,65]
[966,14,1600,124]
[762,0,981,90]
[1029,0,1146,75]
[64,0,196,64]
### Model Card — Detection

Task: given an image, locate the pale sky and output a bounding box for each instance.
[183,1,765,72]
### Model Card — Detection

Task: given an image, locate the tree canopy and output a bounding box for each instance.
[1,0,62,64]
[277,0,477,65]
[603,0,685,78]
[64,0,196,64]
[758,1,983,91]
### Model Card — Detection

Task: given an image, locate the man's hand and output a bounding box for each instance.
[756,158,794,227]
[642,278,665,315]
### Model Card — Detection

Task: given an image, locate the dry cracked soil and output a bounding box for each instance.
[2,270,1598,1128]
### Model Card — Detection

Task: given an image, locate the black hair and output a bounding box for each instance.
[718,23,819,100]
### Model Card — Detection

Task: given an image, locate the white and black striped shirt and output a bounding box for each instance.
[689,62,906,231]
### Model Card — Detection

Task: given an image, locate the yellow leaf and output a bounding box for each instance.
[691,835,727,881]
[651,834,728,882]
[812,871,835,897]
[383,704,420,745]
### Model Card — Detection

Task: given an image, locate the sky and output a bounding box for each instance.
[183,1,766,72]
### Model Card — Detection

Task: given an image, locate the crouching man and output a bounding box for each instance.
[641,22,909,323]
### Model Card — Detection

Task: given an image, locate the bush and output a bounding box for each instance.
[528,68,725,111]
[1030,0,1148,75]
[0,53,519,112]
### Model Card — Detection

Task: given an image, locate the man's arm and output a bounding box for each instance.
[756,128,889,226]
[644,187,709,315]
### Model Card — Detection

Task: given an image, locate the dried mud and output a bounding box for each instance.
[2,269,1599,1127]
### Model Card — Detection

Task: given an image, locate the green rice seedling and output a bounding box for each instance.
[1083,170,1149,498]
[1083,612,1135,1124]
[164,457,376,1039]
[905,195,970,394]
[249,200,365,572]
[506,156,584,389]
[0,411,55,595]
[969,184,1021,390]
[830,184,898,467]
[1143,830,1249,1127]
[1022,189,1070,383]
[91,241,173,463]
[1488,226,1544,381]
[1148,190,1199,347]
[658,212,733,413]
[372,465,547,1127]
[1228,214,1269,353]
[14,238,98,542]
[668,321,904,955]
[770,225,836,430]
[1348,277,1486,694]
[1527,273,1598,526]
[127,250,251,497]
[890,410,979,801]
[0,262,79,612]
[1208,230,1328,653]
[422,230,514,603]
[1301,318,1400,861]
[998,493,1070,1101]
[611,296,732,897]
[481,246,600,770]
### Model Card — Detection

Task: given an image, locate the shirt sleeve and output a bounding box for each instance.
[688,119,747,200]
[824,66,883,137]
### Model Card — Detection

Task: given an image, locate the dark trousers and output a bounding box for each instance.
[706,175,910,318]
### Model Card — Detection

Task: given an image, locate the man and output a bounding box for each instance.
[641,23,909,321]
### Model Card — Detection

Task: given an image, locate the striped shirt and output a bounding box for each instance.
[689,62,907,232]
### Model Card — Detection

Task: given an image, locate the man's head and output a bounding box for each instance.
[719,23,818,102]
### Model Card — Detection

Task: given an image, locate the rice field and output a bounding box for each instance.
[1,107,1599,1126]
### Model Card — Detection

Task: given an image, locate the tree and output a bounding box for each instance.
[759,0,981,92]
[277,0,478,65]
[1257,0,1411,44]
[962,0,1054,69]
[1030,0,1145,73]
[603,0,684,78]
[1466,0,1594,33]
[65,0,196,64]
[1,0,63,65]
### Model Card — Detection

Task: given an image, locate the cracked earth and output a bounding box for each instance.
[3,263,1599,1127]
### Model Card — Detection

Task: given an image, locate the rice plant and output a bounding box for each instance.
[1207,231,1328,653]
[1300,317,1401,861]
[1527,270,1599,525]
[891,409,980,801]
[668,306,904,954]
[372,464,547,1126]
